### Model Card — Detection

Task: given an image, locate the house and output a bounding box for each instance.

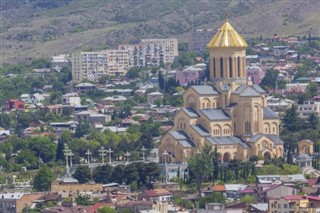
[225,184,247,200]
[5,99,25,111]
[246,64,265,84]
[0,192,43,213]
[147,92,163,105]
[116,201,154,213]
[75,83,96,94]
[138,189,172,202]
[0,128,10,140]
[273,46,289,56]
[31,93,45,104]
[259,184,296,202]
[20,94,32,104]
[175,66,204,86]
[269,195,320,213]
[62,93,81,106]
[40,105,64,114]
[102,96,127,105]
[74,111,111,124]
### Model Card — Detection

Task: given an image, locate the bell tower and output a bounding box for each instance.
[207,21,248,82]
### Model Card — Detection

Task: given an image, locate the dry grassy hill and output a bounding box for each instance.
[1,0,320,65]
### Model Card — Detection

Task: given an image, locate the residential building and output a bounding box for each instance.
[71,50,130,82]
[246,64,265,84]
[159,21,284,163]
[297,101,320,118]
[273,46,289,56]
[51,54,71,70]
[116,201,154,213]
[138,189,173,202]
[189,28,216,55]
[0,192,43,213]
[147,91,163,105]
[75,83,96,94]
[118,38,178,68]
[141,38,178,65]
[269,195,320,213]
[175,66,204,86]
[62,93,81,106]
[20,94,32,104]
[74,111,111,124]
[102,96,127,105]
[5,99,25,111]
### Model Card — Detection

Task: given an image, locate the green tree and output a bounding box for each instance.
[33,166,55,191]
[75,194,93,206]
[188,145,212,195]
[98,206,116,213]
[73,166,91,183]
[260,69,279,90]
[240,195,256,204]
[195,192,225,208]
[93,165,113,184]
[282,105,303,132]
[111,164,126,184]
[307,113,319,130]
[75,121,91,138]
[16,150,38,169]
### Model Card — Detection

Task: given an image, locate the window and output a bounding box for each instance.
[213,58,216,78]
[284,204,288,208]
[237,57,241,77]
[220,58,224,78]
[229,57,233,78]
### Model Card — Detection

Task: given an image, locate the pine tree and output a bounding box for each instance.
[213,146,219,181]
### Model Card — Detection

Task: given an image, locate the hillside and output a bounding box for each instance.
[1,0,320,65]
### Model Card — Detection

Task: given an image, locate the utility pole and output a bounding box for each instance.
[99,147,107,165]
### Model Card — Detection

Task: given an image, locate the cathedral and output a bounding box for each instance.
[159,21,284,163]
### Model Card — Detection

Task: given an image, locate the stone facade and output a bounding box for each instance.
[159,21,284,163]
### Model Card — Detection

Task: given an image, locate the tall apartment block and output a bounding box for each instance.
[72,38,178,83]
[119,38,178,67]
[71,50,130,83]
[189,29,216,55]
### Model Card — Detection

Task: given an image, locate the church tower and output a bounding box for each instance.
[158,20,284,163]
[207,21,247,82]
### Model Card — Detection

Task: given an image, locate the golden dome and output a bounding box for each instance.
[207,21,248,48]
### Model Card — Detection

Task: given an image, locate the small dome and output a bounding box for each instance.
[296,154,312,161]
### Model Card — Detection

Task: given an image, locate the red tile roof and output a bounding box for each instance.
[283,195,306,200]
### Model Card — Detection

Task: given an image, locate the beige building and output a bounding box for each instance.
[297,101,320,119]
[71,50,131,82]
[159,21,284,163]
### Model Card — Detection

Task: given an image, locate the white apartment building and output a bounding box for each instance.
[297,101,320,118]
[118,38,178,67]
[71,50,131,82]
[71,38,178,82]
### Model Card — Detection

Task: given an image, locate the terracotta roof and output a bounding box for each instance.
[214,185,226,192]
[88,203,114,213]
[283,195,307,200]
